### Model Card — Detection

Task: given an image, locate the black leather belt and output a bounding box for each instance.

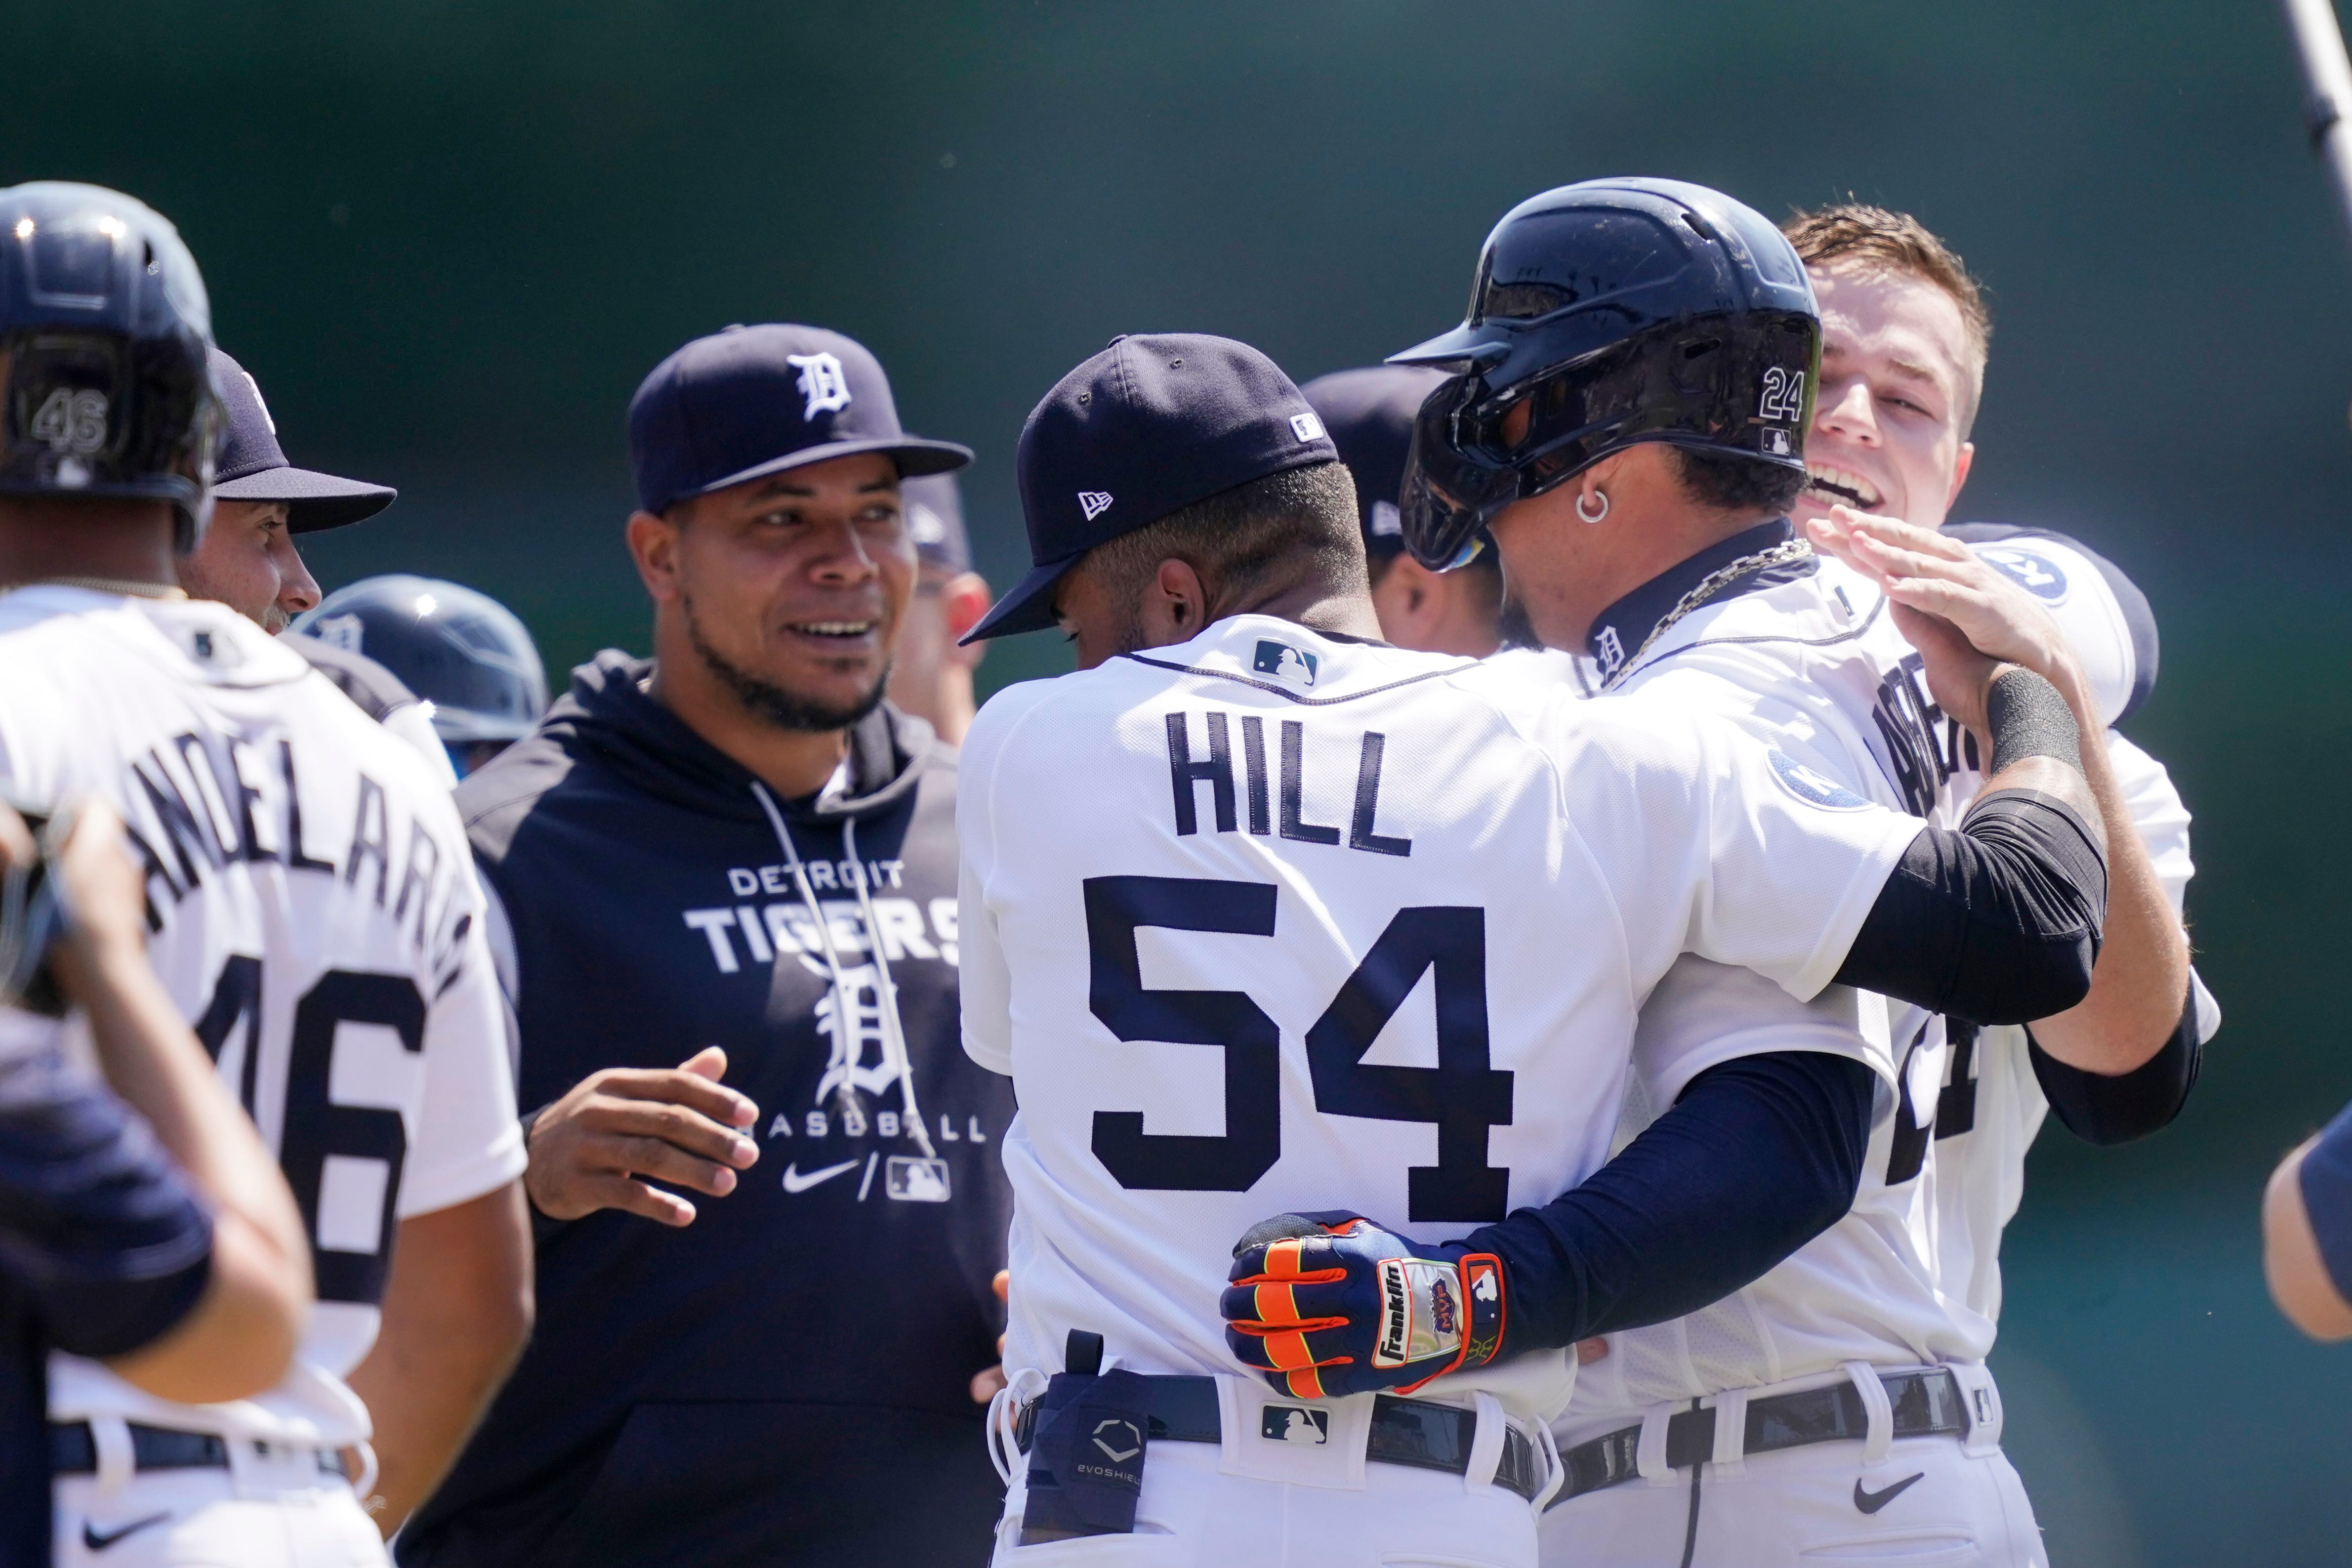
[50,1421,341,1478]
[1016,1375,1547,1504]
[1551,1368,1971,1507]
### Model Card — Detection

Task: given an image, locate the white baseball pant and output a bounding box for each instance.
[988,1373,1555,1568]
[1538,1364,2047,1568]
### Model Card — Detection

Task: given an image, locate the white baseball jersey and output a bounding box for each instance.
[1882,532,2220,1346]
[1561,530,2216,1429]
[959,613,1925,1429]
[0,587,524,1449]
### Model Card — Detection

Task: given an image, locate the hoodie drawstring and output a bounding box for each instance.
[750,781,937,1160]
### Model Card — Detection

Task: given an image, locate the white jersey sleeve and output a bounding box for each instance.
[397,821,526,1218]
[957,679,1055,1078]
[1629,963,1895,1114]
[1548,696,1923,1003]
[1956,527,2155,728]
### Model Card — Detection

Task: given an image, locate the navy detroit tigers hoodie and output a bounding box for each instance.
[400,652,1013,1568]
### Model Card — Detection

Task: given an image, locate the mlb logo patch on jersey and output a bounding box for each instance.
[885,1155,952,1202]
[1261,1406,1329,1445]
[1252,640,1317,689]
[1768,749,1871,812]
[1977,546,2068,604]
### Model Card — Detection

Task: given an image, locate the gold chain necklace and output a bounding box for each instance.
[1597,538,1816,692]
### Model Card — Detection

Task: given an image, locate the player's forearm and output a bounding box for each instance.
[2015,698,2191,1075]
[347,1185,535,1534]
[103,1215,305,1404]
[2265,1140,2352,1340]
[1465,1051,1874,1353]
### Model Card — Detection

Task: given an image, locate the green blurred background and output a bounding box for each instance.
[9,1,2347,1558]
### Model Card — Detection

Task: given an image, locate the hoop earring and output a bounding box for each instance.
[1575,488,1610,524]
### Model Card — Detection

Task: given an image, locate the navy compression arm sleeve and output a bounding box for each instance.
[2028,974,2204,1146]
[1464,1051,1873,1353]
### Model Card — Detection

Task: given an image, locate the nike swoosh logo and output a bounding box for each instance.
[83,1513,172,1551]
[781,1158,861,1194]
[1853,1471,1926,1515]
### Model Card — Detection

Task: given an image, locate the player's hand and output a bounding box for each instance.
[1806,507,2086,697]
[524,1046,760,1227]
[1223,1212,1504,1400]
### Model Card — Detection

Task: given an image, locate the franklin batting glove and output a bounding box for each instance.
[1222,1211,1504,1400]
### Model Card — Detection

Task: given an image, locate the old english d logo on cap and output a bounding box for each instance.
[628,324,970,517]
[786,352,852,421]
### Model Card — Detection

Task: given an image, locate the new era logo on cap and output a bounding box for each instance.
[1077,490,1114,521]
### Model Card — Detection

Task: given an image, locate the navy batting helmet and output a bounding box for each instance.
[0,183,219,549]
[1389,177,1818,571]
[292,576,547,751]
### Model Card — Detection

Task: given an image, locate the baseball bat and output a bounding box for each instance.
[2280,0,2352,251]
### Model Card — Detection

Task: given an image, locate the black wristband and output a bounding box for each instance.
[1986,667,2082,774]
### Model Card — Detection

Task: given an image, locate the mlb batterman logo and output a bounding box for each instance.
[1252,640,1317,689]
[1261,1406,1330,1444]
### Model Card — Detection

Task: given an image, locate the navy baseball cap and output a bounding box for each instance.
[902,472,971,574]
[628,324,970,517]
[1301,365,1447,562]
[962,332,1339,643]
[209,348,397,534]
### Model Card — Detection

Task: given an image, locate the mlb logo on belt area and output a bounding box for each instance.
[1261,1407,1330,1445]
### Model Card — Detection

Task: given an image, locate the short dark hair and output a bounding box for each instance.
[1083,459,1364,620]
[1670,445,1807,515]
